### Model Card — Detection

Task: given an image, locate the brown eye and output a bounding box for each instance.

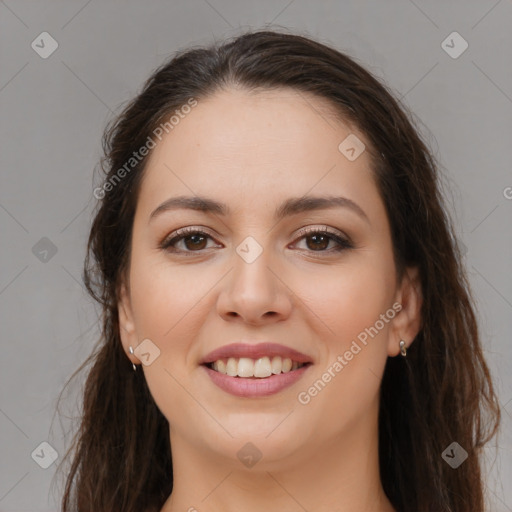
[160,228,219,254]
[293,228,353,253]
[183,234,208,251]
[305,233,330,251]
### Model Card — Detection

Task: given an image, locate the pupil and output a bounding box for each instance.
[186,234,206,250]
[308,234,328,250]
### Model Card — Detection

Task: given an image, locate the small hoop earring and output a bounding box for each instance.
[399,340,407,357]
[128,346,137,371]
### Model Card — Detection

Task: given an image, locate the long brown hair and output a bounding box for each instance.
[56,29,501,512]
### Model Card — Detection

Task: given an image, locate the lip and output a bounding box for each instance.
[202,363,312,397]
[199,342,314,365]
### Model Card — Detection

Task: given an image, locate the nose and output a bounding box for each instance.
[216,247,293,326]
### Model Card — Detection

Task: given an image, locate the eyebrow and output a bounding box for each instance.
[149,194,370,224]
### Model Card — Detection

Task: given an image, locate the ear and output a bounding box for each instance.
[387,266,423,357]
[118,281,140,366]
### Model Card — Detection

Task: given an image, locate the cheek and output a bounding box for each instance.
[295,258,395,346]
[129,254,206,335]
[293,267,394,435]
[127,258,208,427]
[128,253,220,385]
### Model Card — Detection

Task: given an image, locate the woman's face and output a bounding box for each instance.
[119,87,421,468]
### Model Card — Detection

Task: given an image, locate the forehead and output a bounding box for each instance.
[136,87,381,221]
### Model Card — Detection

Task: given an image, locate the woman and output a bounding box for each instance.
[57,29,501,512]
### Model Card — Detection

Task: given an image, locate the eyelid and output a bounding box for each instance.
[293,225,347,240]
[170,225,218,239]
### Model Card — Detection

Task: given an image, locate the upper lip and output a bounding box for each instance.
[200,342,314,365]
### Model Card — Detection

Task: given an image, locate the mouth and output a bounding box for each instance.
[203,356,311,378]
[199,343,314,397]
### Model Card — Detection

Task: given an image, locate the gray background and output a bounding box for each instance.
[1,1,511,510]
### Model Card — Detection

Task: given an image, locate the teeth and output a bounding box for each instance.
[226,357,238,377]
[237,357,254,378]
[254,357,272,378]
[210,356,305,378]
[271,356,282,374]
[216,359,226,374]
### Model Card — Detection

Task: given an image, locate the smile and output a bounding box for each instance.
[206,356,308,378]
[202,359,312,398]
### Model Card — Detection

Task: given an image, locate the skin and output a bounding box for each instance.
[118,87,422,512]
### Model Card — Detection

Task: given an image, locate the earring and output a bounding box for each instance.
[399,340,407,357]
[128,346,137,371]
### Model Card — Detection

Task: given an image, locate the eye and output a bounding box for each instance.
[159,227,221,254]
[292,226,353,253]
[159,225,353,255]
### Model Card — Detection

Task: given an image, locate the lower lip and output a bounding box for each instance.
[202,364,312,397]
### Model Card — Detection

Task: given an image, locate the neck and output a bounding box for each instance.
[160,399,395,512]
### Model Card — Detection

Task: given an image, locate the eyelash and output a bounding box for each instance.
[159,226,354,256]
